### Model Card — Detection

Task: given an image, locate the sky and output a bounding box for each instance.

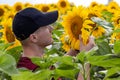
[0,0,110,7]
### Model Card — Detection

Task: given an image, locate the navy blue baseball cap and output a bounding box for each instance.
[12,7,58,41]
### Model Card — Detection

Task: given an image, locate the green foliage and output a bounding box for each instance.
[101,11,113,22]
[77,51,86,64]
[31,56,79,79]
[91,16,114,29]
[0,53,18,76]
[5,46,22,62]
[54,69,78,80]
[113,28,120,33]
[88,54,120,68]
[12,70,53,80]
[114,40,120,55]
[0,43,13,52]
[95,39,112,55]
[105,67,120,79]
[0,42,21,80]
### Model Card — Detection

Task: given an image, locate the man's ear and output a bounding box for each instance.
[29,33,37,42]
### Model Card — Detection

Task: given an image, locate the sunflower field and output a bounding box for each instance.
[1,0,120,80]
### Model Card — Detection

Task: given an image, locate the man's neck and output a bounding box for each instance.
[22,45,45,58]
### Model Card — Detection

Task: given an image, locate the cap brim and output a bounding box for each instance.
[36,10,58,27]
[45,10,58,24]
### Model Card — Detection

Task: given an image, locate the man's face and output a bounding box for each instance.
[34,25,54,47]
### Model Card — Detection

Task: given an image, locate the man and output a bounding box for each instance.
[12,7,95,79]
[12,7,59,71]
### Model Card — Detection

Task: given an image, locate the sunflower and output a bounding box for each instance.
[60,33,71,52]
[100,4,108,12]
[24,2,33,8]
[110,11,120,43]
[4,10,15,20]
[110,31,120,44]
[86,8,105,38]
[113,33,120,41]
[7,39,21,50]
[110,33,116,44]
[62,6,89,50]
[34,4,41,9]
[92,26,105,37]
[50,3,57,10]
[86,21,105,38]
[107,1,119,14]
[13,2,23,12]
[1,4,11,11]
[0,26,21,49]
[0,18,15,43]
[57,0,70,14]
[82,20,93,44]
[112,10,120,27]
[87,7,102,18]
[37,4,51,12]
[0,19,21,49]
[0,5,5,19]
[110,26,120,44]
[89,2,99,8]
[1,17,12,29]
[0,27,15,43]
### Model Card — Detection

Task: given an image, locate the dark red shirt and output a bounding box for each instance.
[17,57,39,71]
